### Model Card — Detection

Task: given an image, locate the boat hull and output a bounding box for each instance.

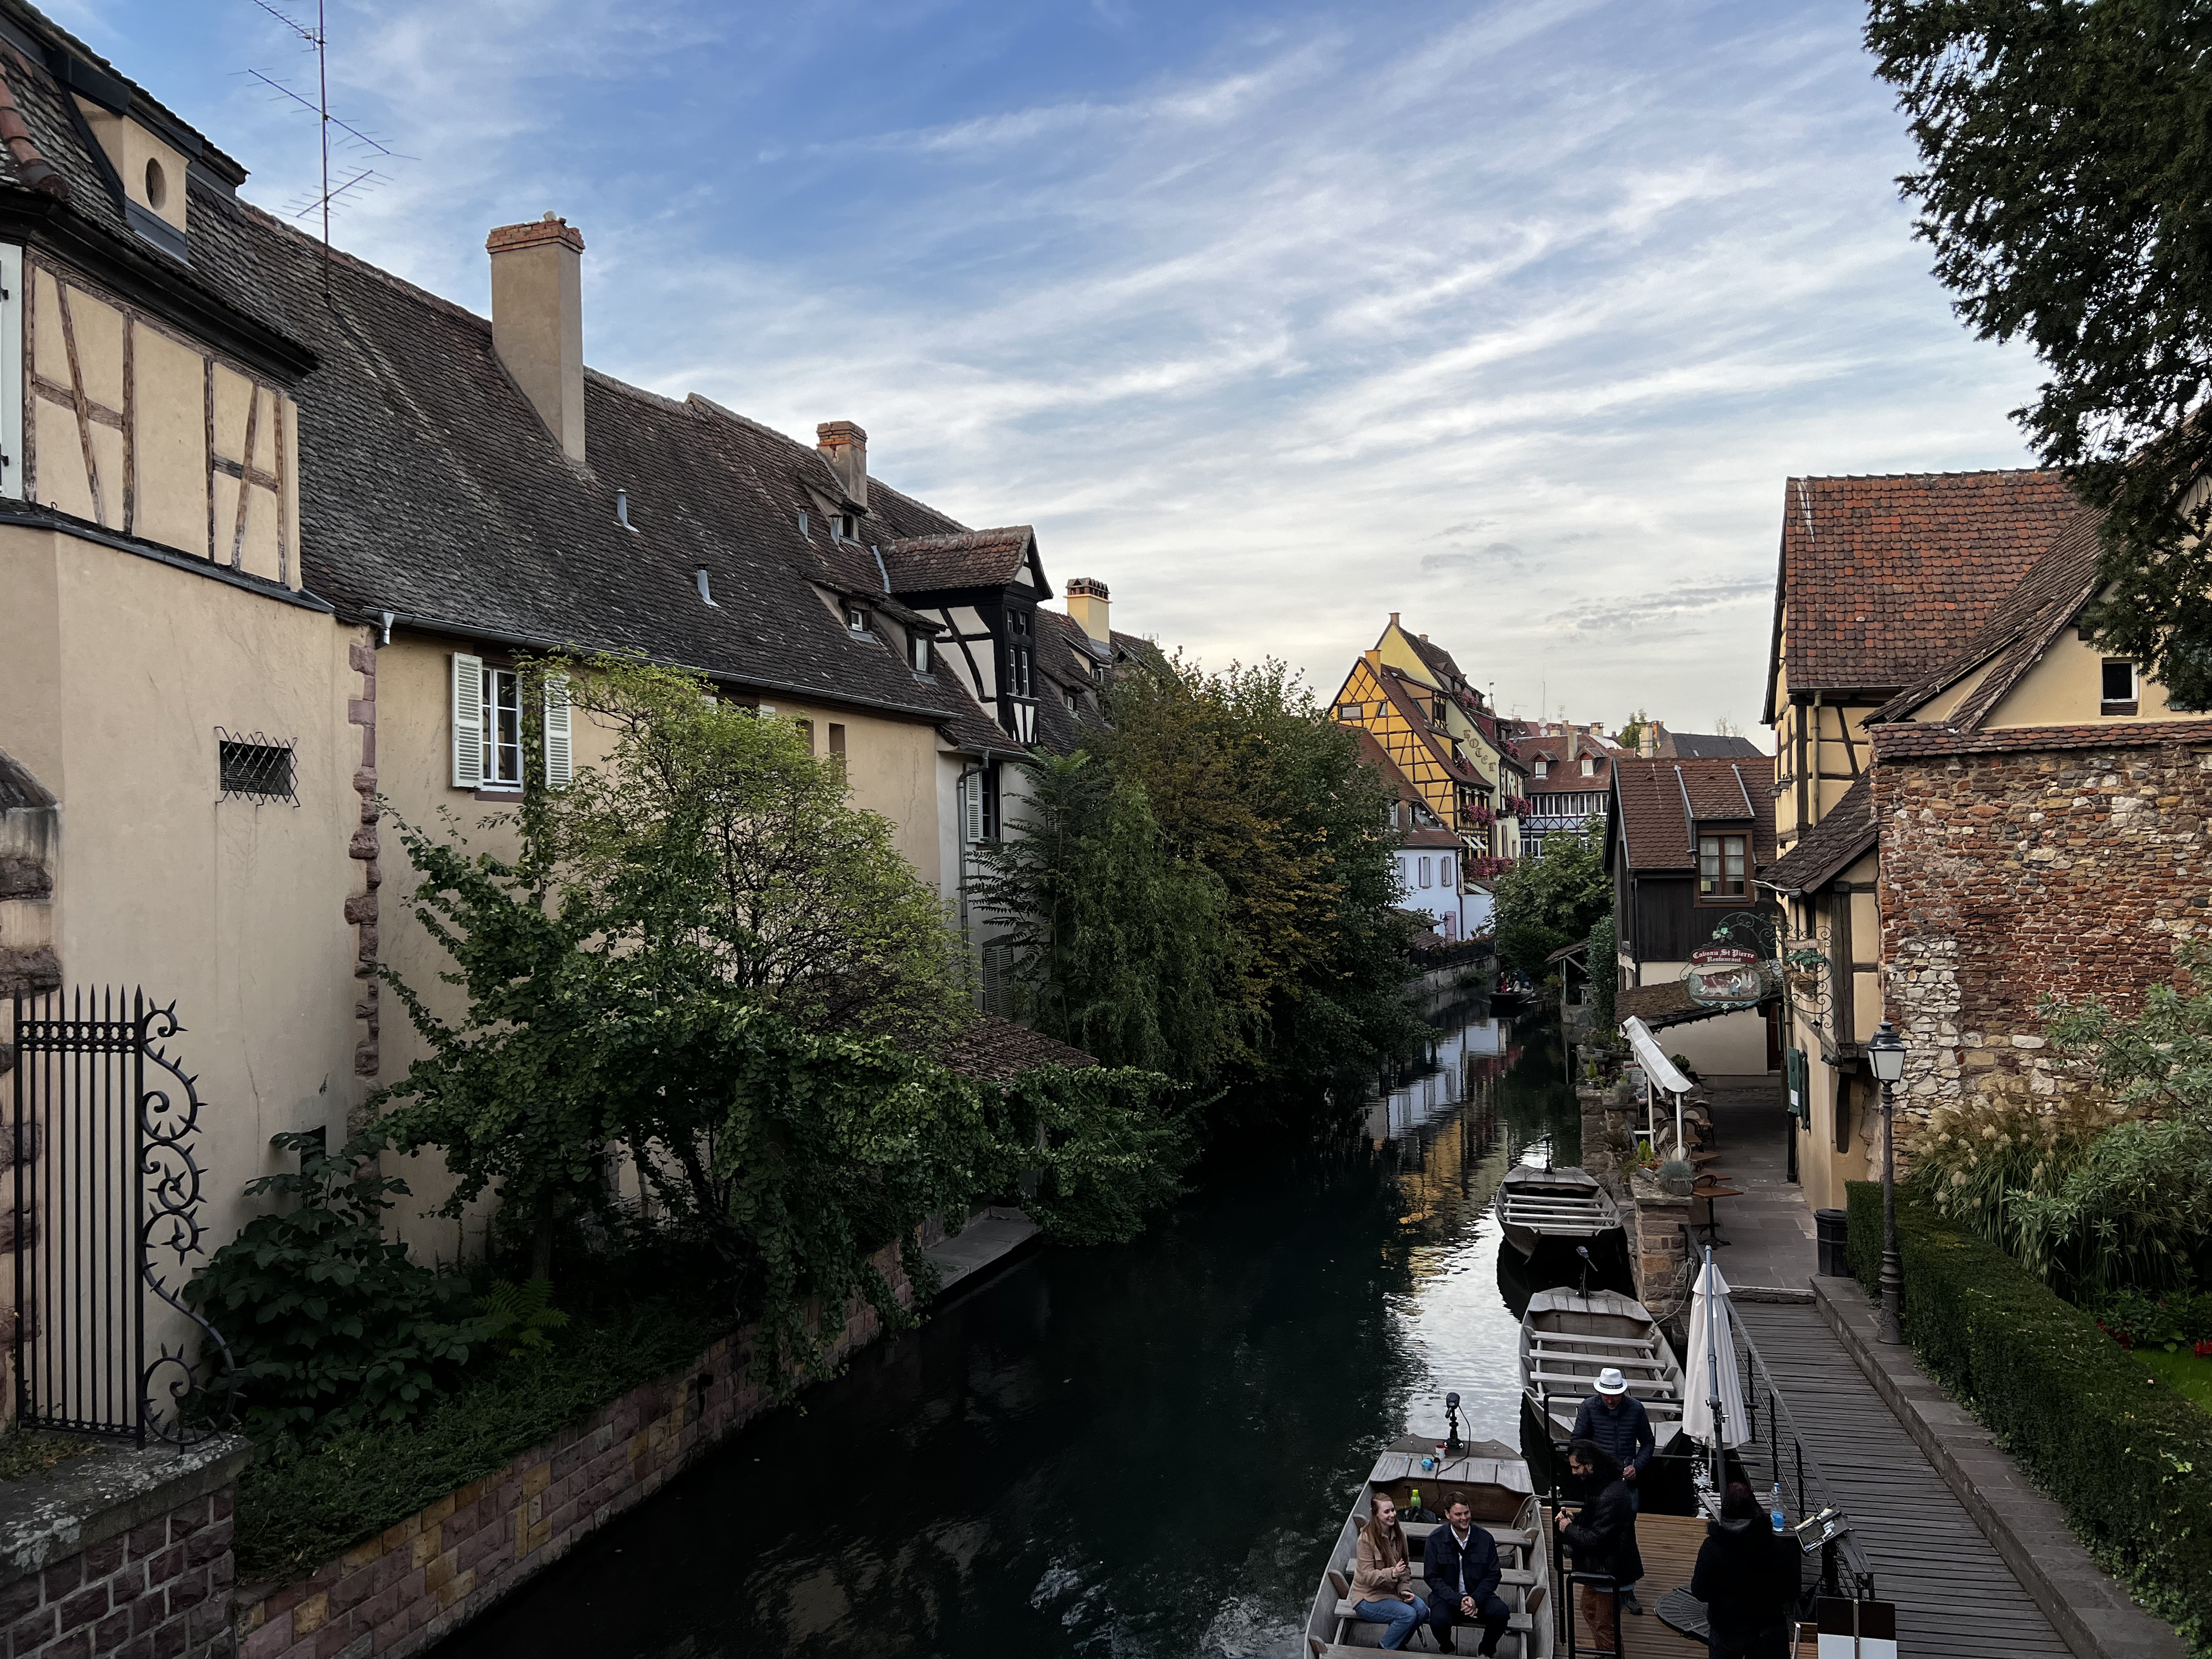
[1516,1287,1687,1458]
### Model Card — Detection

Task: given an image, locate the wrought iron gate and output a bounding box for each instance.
[8,988,233,1446]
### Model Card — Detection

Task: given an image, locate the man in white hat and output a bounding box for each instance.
[1571,1367,1655,1614]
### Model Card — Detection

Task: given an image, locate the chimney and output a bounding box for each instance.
[1640,721,1661,759]
[817,421,868,510]
[487,213,587,463]
[1066,577,1112,645]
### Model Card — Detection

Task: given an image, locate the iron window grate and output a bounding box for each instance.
[216,729,299,805]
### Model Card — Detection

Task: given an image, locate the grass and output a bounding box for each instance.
[2135,1346,2212,1416]
[0,1428,98,1482]
[234,1291,731,1584]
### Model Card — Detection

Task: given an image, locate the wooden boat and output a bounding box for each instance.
[1491,1164,1620,1258]
[1302,1436,1554,1657]
[1517,1286,1687,1448]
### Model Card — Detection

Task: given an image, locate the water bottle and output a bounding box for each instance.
[1769,1481,1786,1535]
[1409,1485,1422,1520]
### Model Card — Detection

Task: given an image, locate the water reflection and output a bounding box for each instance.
[442,997,1584,1659]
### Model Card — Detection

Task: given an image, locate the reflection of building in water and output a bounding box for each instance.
[1369,1008,1519,1144]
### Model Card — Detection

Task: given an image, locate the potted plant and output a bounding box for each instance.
[1657,1156,1697,1196]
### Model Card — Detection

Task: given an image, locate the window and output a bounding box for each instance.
[1432,698,1447,723]
[828,723,846,779]
[912,636,932,674]
[451,654,571,791]
[962,763,1001,843]
[2101,659,2138,712]
[1441,856,1455,888]
[1418,856,1432,888]
[831,513,858,541]
[1698,833,1749,898]
[216,730,296,805]
[1580,758,1594,777]
[796,719,815,753]
[1533,760,1549,778]
[847,606,869,633]
[1339,702,1364,720]
[1064,686,1079,713]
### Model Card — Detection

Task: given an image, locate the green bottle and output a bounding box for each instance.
[1408,1485,1421,1519]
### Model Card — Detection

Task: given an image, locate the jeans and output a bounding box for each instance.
[1354,1595,1430,1650]
[1428,1588,1512,1655]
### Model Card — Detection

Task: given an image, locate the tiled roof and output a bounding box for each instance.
[883,527,1039,594]
[1870,717,2212,759]
[935,1014,1097,1083]
[1618,978,1772,1030]
[1401,825,1462,851]
[1657,732,1764,759]
[1765,470,2078,717]
[1761,775,1875,894]
[1611,759,1776,874]
[1870,507,2109,732]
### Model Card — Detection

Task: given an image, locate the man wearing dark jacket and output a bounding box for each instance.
[1571,1368,1655,1613]
[1689,1482,1801,1658]
[1422,1496,1511,1656]
[1556,1439,1644,1655]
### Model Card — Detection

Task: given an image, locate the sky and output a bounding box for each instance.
[52,0,2046,744]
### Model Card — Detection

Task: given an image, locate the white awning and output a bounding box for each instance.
[1620,1015,1694,1094]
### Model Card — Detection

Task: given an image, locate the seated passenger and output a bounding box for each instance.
[1352,1493,1430,1650]
[1425,1495,1512,1657]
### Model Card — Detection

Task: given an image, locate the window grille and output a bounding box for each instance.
[215,729,298,805]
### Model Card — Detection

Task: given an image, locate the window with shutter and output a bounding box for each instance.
[963,773,984,843]
[542,674,572,789]
[451,653,484,788]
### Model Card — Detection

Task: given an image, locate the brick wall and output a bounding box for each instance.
[1874,734,2212,1130]
[236,1245,909,1659]
[0,1436,249,1659]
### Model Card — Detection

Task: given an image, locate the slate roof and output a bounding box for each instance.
[1656,732,1764,759]
[1761,775,1876,894]
[1764,470,2079,719]
[936,1013,1097,1083]
[884,526,1041,595]
[1610,758,1776,874]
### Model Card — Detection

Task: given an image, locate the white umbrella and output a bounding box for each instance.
[1683,1251,1749,1477]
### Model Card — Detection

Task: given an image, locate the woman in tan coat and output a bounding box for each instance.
[1352,1493,1430,1650]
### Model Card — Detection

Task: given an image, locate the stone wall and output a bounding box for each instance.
[237,1244,910,1659]
[1872,727,2212,1128]
[0,1434,251,1659]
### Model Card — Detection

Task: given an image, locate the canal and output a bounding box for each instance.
[445,993,1581,1659]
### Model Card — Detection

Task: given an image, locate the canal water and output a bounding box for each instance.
[445,993,1582,1659]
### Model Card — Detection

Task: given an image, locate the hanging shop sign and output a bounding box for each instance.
[1684,944,1768,1008]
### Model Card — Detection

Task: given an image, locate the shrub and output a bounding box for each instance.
[1845,1183,2212,1651]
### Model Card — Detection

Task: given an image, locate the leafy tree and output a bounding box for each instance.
[1585,912,1618,1030]
[1866,1,2212,705]
[1490,820,1612,986]
[375,655,1185,1385]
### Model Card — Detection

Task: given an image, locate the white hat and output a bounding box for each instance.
[1594,1368,1629,1396]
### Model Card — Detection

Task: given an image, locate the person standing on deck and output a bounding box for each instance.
[1556,1439,1643,1656]
[1571,1367,1654,1614]
[1690,1481,1801,1658]
[1350,1493,1430,1650]
[1423,1496,1512,1656]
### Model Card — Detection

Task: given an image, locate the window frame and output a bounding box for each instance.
[2100,658,2140,714]
[481,665,525,790]
[1697,829,1751,902]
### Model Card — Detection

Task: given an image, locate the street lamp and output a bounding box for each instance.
[1865,1021,1908,1344]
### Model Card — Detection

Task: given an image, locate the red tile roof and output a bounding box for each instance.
[1610,758,1777,873]
[936,1014,1097,1082]
[1761,775,1876,894]
[1870,717,2212,758]
[1764,469,2078,718]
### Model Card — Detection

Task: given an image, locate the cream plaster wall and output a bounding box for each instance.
[0,522,360,1364]
[1985,633,2184,727]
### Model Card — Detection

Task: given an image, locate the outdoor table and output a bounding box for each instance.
[1691,1180,1743,1249]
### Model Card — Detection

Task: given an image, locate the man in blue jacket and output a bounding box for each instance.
[1422,1495,1511,1656]
[1571,1368,1654,1614]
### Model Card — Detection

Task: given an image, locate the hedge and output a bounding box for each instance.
[1845,1182,2211,1655]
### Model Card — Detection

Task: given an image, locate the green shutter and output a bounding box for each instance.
[1785,1046,1809,1122]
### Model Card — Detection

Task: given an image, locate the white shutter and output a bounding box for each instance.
[451,653,484,789]
[964,774,984,843]
[542,674,572,789]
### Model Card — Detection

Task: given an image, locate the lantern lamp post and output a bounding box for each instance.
[1865,1021,1908,1344]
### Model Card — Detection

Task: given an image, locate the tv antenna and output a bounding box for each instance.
[243,0,408,287]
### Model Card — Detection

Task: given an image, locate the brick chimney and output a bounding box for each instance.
[487,213,587,463]
[817,421,868,510]
[1066,577,1112,645]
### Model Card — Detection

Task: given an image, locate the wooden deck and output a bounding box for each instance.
[1543,1507,1708,1658]
[1734,1301,2073,1658]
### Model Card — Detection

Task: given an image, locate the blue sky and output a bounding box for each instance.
[58,0,2043,740]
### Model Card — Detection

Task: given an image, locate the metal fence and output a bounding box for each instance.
[1726,1310,1878,1603]
[9,988,232,1446]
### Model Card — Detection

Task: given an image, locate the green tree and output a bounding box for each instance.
[375,656,1183,1381]
[1490,820,1612,986]
[1866,1,2212,705]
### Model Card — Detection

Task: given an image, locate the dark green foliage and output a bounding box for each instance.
[1585,913,1618,1030]
[474,1277,570,1358]
[233,1294,725,1580]
[2078,1287,2212,1352]
[977,657,1423,1136]
[1865,1,2212,706]
[0,1430,95,1483]
[1846,1185,2212,1652]
[185,1132,495,1443]
[1490,823,1611,986]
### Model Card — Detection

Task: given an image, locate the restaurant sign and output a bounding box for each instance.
[1684,945,1768,1008]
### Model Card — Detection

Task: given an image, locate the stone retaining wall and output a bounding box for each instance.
[237,1244,910,1659]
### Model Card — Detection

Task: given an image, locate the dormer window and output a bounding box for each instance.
[1698,832,1749,899]
[1534,760,1549,778]
[912,637,932,673]
[1581,758,1595,777]
[846,606,869,633]
[831,513,859,541]
[1064,687,1080,713]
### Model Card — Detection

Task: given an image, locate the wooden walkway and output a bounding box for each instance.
[1733,1301,2072,1659]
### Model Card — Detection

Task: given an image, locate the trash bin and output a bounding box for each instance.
[1814,1208,1849,1279]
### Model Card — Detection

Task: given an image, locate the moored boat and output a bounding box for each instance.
[1302,1436,1554,1657]
[1491,1164,1621,1258]
[1517,1285,1687,1447]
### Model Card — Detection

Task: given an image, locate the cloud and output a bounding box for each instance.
[1544,577,1773,634]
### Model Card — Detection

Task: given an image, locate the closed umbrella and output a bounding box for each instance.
[1682,1249,1747,1495]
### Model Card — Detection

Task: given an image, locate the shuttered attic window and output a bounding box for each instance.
[216,729,298,805]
